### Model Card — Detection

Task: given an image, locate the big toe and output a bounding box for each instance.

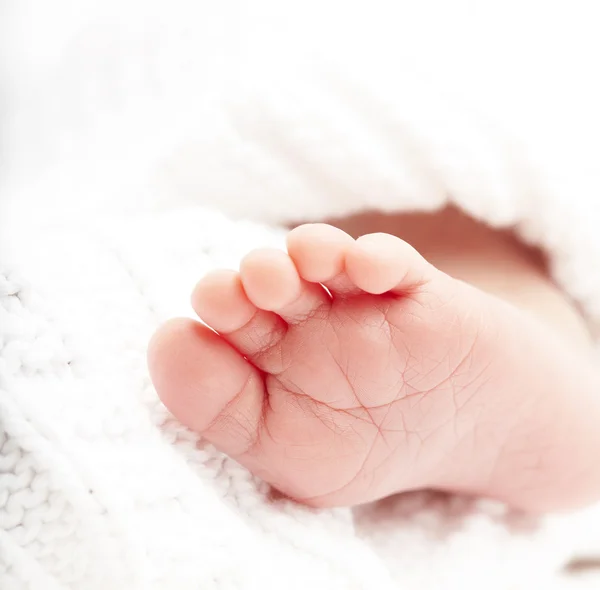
[148,318,265,457]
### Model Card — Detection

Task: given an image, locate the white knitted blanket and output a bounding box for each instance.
[3,1,600,589]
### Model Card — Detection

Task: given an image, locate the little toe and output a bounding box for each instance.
[192,269,287,360]
[345,233,436,295]
[287,223,360,296]
[147,318,265,457]
[240,248,330,323]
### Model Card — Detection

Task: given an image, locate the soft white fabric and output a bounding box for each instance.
[3,1,600,588]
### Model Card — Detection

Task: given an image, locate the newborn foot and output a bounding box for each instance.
[148,224,600,511]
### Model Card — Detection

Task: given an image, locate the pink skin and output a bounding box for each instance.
[148,224,600,511]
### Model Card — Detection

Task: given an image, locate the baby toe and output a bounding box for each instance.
[192,269,257,333]
[192,268,287,363]
[147,318,265,457]
[345,233,434,295]
[287,223,354,282]
[240,248,330,323]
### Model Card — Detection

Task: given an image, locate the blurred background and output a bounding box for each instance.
[2,0,599,228]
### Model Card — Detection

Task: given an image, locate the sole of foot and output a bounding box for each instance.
[148,223,600,511]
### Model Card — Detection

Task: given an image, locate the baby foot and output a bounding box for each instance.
[148,224,600,510]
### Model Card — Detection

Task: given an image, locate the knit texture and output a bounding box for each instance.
[3,1,600,588]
